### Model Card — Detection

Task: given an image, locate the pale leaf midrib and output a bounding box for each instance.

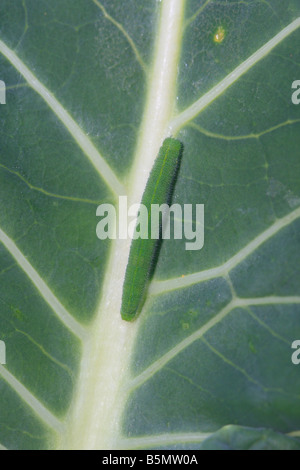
[64,7,300,450]
[64,0,187,450]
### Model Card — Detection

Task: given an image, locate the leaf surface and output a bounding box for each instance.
[0,0,299,450]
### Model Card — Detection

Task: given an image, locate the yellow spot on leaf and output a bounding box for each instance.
[214,26,226,44]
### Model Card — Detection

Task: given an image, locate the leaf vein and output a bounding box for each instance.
[129,296,300,389]
[0,163,104,206]
[188,119,300,141]
[150,206,300,295]
[0,365,64,435]
[92,0,147,74]
[0,38,125,196]
[0,227,87,341]
[117,432,212,450]
[170,17,300,133]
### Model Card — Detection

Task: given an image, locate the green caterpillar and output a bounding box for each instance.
[121,137,183,322]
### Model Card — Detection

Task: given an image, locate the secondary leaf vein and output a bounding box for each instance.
[15,328,75,381]
[0,163,104,206]
[188,119,300,141]
[92,0,147,74]
[169,17,300,134]
[117,432,212,450]
[0,38,125,196]
[150,206,300,295]
[0,226,87,341]
[130,296,300,389]
[0,365,64,434]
